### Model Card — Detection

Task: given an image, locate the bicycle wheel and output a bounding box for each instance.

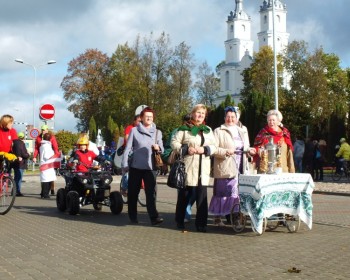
[138,189,147,207]
[119,181,128,204]
[332,167,344,181]
[0,175,16,215]
[331,167,342,181]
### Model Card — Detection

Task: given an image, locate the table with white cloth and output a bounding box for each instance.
[238,173,314,234]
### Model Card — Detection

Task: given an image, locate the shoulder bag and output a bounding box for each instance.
[154,130,164,168]
[167,150,186,189]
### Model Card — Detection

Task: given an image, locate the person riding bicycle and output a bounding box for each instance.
[0,114,18,153]
[335,137,350,173]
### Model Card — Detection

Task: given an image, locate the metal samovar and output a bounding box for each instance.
[265,137,278,174]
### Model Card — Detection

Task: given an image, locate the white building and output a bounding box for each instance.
[215,0,289,106]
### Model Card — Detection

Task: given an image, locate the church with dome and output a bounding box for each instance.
[214,0,289,106]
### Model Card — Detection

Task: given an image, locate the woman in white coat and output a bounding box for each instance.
[39,132,57,198]
[209,106,256,226]
[171,104,217,232]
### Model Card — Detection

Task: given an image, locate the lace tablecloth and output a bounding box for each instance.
[239,173,314,234]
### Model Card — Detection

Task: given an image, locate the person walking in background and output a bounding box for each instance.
[293,136,305,173]
[0,114,18,153]
[33,124,60,195]
[124,115,141,146]
[253,110,295,173]
[10,132,30,196]
[171,104,217,232]
[209,106,256,227]
[303,138,315,176]
[39,132,58,199]
[312,140,325,181]
[122,107,164,226]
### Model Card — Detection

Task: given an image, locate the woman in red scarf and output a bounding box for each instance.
[254,110,295,173]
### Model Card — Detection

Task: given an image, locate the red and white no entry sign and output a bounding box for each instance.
[39,104,55,120]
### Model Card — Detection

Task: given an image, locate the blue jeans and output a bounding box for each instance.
[14,168,24,193]
[185,188,196,221]
[294,157,303,173]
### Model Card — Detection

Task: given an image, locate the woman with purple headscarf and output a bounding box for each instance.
[209,106,256,226]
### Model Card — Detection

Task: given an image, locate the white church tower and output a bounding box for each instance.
[258,0,289,55]
[215,0,254,106]
[215,0,290,106]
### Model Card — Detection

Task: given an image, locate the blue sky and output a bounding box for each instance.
[1,0,349,132]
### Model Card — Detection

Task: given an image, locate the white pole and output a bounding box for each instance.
[14,59,56,128]
[33,66,37,128]
[272,0,278,111]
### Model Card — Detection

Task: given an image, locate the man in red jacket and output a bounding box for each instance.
[33,124,60,195]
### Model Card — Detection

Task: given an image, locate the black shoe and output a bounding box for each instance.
[196,226,207,233]
[16,192,24,197]
[130,219,139,224]
[151,217,164,226]
[177,223,185,230]
[51,190,55,195]
[42,196,50,199]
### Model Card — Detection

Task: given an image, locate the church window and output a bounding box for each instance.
[242,24,245,32]
[277,15,280,23]
[264,15,267,24]
[225,71,230,91]
[230,25,233,32]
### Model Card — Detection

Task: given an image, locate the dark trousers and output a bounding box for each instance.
[175,184,208,227]
[313,159,324,180]
[41,182,51,198]
[127,167,158,222]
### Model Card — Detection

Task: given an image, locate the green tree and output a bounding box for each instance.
[55,130,79,155]
[194,61,220,107]
[61,49,110,131]
[240,46,284,142]
[89,116,97,142]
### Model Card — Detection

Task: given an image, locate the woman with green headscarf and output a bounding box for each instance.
[171,104,217,232]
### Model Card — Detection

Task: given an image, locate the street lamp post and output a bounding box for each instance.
[15,59,56,129]
[272,0,278,111]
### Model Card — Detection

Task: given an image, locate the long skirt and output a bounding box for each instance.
[208,178,240,216]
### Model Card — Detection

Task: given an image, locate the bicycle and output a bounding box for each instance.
[331,161,350,181]
[0,152,17,215]
[120,172,146,207]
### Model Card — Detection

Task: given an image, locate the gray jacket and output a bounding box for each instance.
[122,123,164,170]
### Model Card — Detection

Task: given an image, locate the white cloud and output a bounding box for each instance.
[2,0,350,133]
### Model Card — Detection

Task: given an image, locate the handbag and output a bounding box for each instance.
[167,152,186,189]
[154,130,164,168]
[167,150,178,165]
[154,153,163,168]
[116,145,125,156]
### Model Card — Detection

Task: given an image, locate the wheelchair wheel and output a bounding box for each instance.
[0,175,16,215]
[285,214,301,233]
[230,204,246,233]
[66,191,80,215]
[266,215,280,231]
[56,188,67,212]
